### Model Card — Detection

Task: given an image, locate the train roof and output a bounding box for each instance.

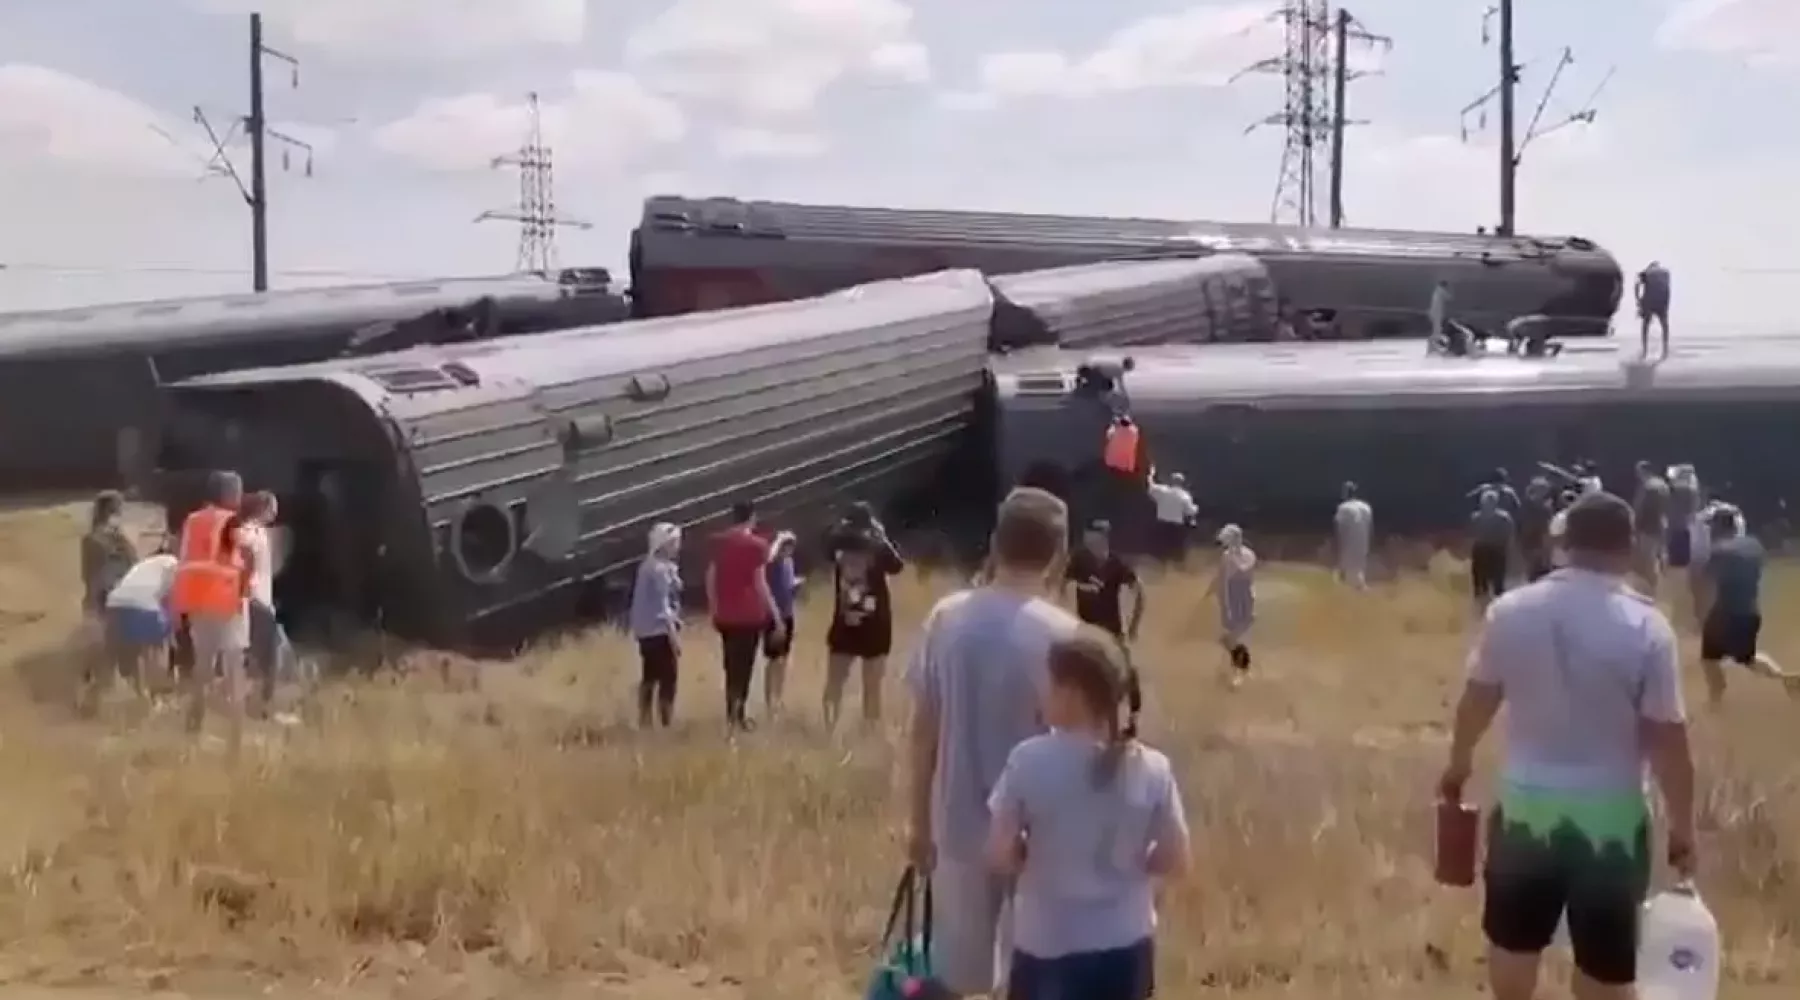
[0,272,616,358]
[991,335,1800,408]
[637,194,1617,264]
[172,269,996,415]
[988,253,1269,301]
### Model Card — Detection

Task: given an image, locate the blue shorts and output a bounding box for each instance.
[1008,938,1154,1000]
[106,605,170,646]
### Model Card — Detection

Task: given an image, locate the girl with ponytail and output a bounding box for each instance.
[983,628,1191,1000]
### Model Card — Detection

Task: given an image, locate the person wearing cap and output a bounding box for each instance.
[1469,488,1515,606]
[1333,481,1373,589]
[1694,504,1798,706]
[1145,468,1197,563]
[1204,524,1256,686]
[1061,521,1146,730]
[1439,492,1695,1000]
[630,522,684,728]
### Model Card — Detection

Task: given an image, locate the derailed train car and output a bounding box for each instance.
[992,338,1800,539]
[988,254,1280,351]
[158,269,996,649]
[0,272,628,490]
[629,195,1623,341]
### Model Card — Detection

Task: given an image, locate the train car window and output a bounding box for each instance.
[451,501,519,583]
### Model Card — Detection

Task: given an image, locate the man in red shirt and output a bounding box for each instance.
[708,501,783,730]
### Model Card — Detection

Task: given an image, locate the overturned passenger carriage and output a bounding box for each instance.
[629,195,1623,342]
[992,338,1800,540]
[0,272,628,491]
[160,269,996,649]
[988,255,1279,351]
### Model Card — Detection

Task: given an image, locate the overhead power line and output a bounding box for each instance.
[0,261,431,280]
[1458,0,1611,235]
[167,13,316,293]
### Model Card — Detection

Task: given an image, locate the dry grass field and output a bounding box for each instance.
[0,499,1794,1000]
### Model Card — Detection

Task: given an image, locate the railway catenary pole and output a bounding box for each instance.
[1497,0,1517,236]
[1328,10,1349,228]
[249,12,268,291]
[191,14,311,293]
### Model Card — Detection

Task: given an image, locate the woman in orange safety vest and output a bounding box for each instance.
[169,472,251,742]
[1103,418,1141,475]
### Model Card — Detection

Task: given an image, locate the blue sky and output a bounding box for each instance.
[0,0,1791,330]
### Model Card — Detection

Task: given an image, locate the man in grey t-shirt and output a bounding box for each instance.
[906,487,1080,997]
[1440,492,1696,998]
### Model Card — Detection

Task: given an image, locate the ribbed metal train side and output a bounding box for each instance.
[0,274,628,493]
[166,270,997,649]
[993,339,1800,544]
[630,195,1622,339]
[988,255,1280,351]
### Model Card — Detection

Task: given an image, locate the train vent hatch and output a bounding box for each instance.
[366,365,469,394]
[1015,373,1072,396]
[627,373,672,402]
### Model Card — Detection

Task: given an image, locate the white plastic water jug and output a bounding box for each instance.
[1637,883,1720,1000]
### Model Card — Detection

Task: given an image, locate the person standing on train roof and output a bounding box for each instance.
[1145,468,1197,563]
[1333,481,1373,589]
[1636,260,1671,358]
[1429,278,1451,342]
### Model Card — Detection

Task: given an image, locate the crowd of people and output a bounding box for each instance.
[66,441,1788,999]
[76,470,302,749]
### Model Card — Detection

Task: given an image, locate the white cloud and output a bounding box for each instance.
[0,64,209,175]
[190,0,588,60]
[0,64,336,180]
[1657,0,1799,65]
[626,0,931,119]
[716,127,829,160]
[946,2,1386,107]
[371,72,685,172]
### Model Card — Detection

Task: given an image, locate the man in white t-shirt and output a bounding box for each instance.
[104,551,178,694]
[1333,481,1373,588]
[1146,469,1197,563]
[240,491,297,712]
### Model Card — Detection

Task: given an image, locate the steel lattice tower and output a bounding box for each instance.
[477,92,589,273]
[1236,2,1387,227]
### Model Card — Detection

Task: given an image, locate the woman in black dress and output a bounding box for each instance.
[822,524,904,731]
